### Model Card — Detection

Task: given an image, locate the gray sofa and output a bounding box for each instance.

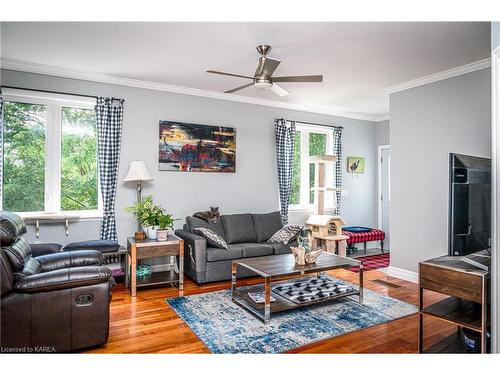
[175,211,297,284]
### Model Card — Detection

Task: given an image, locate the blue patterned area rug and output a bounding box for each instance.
[166,276,417,354]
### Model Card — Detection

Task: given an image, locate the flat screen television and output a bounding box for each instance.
[448,153,491,256]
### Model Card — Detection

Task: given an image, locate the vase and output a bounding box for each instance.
[291,247,322,265]
[144,226,160,240]
[156,229,169,242]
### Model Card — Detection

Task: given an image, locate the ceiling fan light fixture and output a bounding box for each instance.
[254,81,273,90]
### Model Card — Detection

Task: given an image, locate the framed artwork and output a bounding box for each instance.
[347,156,365,173]
[159,120,236,172]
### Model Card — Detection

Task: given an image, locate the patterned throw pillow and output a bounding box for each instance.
[267,225,302,244]
[193,227,229,250]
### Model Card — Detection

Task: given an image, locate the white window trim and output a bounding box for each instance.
[1,89,102,219]
[289,124,335,211]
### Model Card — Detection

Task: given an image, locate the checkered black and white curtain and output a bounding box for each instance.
[275,119,296,224]
[0,93,3,209]
[96,97,124,241]
[333,126,343,215]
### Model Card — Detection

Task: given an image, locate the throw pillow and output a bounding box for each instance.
[193,227,229,250]
[267,225,303,245]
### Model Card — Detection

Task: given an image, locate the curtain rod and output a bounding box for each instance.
[1,85,124,103]
[277,118,343,129]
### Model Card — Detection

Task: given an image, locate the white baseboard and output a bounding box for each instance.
[387,266,418,283]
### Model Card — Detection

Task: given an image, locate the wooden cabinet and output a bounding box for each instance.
[418,252,490,353]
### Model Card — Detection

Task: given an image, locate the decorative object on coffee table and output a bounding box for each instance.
[124,160,154,239]
[291,227,322,265]
[290,247,322,265]
[297,227,313,251]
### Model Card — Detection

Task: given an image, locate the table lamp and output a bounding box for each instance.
[124,160,154,239]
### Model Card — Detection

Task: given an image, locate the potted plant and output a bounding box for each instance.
[156,213,175,241]
[126,196,176,240]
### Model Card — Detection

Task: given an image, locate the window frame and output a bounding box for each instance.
[289,124,335,211]
[1,89,102,219]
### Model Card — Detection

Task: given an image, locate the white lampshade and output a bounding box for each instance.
[123,160,154,182]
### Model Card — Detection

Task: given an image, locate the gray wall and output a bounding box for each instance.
[376,120,390,146]
[390,68,491,273]
[492,22,500,50]
[1,69,378,245]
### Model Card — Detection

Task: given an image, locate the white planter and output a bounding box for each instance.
[144,225,160,240]
[156,229,169,242]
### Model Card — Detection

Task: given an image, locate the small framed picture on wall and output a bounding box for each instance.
[347,156,365,174]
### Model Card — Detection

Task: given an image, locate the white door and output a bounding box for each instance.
[380,147,390,250]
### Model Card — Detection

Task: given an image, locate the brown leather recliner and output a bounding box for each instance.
[0,212,115,353]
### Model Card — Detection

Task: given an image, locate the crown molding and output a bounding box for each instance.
[0,58,385,123]
[386,58,491,94]
[373,114,390,122]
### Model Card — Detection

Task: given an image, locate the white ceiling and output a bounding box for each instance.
[0,22,491,119]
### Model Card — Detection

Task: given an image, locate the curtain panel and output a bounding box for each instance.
[332,126,343,215]
[0,93,3,209]
[95,97,124,241]
[274,119,296,224]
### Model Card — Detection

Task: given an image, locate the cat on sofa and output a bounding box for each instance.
[193,207,220,223]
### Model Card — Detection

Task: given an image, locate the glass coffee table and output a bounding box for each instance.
[231,252,363,323]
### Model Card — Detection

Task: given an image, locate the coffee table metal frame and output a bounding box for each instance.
[231,253,364,323]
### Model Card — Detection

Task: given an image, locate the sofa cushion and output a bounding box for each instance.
[193,227,228,249]
[268,225,302,244]
[238,243,274,258]
[268,240,297,255]
[251,211,283,242]
[30,243,63,257]
[186,216,226,239]
[206,245,242,262]
[63,240,120,253]
[221,214,257,244]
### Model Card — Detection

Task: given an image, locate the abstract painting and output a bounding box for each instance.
[159,120,236,172]
[347,156,365,173]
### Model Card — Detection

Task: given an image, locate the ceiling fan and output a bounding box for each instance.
[206,45,323,97]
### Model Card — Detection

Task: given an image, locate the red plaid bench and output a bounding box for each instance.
[342,229,386,253]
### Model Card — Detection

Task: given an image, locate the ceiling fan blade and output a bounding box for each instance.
[273,75,323,83]
[206,70,254,80]
[270,83,290,97]
[254,57,281,77]
[224,83,254,94]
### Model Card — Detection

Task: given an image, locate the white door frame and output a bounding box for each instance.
[491,45,500,354]
[377,145,390,229]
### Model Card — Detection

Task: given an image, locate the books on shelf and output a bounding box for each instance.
[248,291,276,303]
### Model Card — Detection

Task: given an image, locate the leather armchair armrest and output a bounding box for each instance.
[15,266,113,293]
[36,250,103,272]
[175,229,207,274]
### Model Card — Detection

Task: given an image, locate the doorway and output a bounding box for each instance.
[378,145,390,251]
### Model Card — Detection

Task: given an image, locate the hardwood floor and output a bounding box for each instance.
[85,268,453,354]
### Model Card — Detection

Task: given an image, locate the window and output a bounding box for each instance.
[290,124,334,210]
[1,90,100,217]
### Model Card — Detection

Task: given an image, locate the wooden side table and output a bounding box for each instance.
[418,252,490,353]
[127,235,184,297]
